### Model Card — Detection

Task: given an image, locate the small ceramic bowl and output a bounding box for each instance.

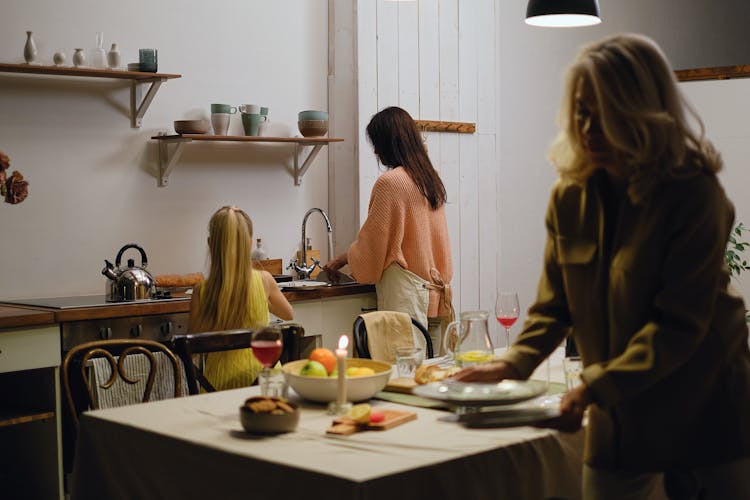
[127,62,141,72]
[174,119,210,135]
[298,110,329,121]
[240,396,300,434]
[298,119,328,137]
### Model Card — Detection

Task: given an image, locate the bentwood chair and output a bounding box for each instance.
[353,312,434,361]
[61,339,184,482]
[171,323,305,395]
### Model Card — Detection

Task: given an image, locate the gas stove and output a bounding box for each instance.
[2,294,188,309]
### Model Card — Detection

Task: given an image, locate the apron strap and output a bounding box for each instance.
[424,268,455,324]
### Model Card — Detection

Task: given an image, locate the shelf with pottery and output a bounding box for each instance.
[0,62,181,128]
[150,134,344,187]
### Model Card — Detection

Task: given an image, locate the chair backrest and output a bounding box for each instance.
[353,314,434,360]
[171,323,305,395]
[61,339,184,429]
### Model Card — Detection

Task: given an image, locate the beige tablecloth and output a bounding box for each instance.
[71,385,584,500]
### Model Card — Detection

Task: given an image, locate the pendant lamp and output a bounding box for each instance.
[526,0,601,27]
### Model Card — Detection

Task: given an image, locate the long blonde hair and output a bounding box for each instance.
[191,206,259,331]
[550,33,721,202]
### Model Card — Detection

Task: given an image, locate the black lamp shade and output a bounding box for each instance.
[526,0,601,27]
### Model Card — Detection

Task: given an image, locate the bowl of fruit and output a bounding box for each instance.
[282,348,392,403]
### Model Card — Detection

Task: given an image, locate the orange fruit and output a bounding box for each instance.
[309,348,337,374]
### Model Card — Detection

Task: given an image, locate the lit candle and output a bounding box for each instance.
[336,335,349,407]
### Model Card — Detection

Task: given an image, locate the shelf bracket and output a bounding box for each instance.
[157,137,191,187]
[131,78,166,128]
[293,143,324,186]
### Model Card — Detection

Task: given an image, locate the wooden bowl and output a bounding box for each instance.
[239,397,299,434]
[174,119,210,135]
[298,119,328,137]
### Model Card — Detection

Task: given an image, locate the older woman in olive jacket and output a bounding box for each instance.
[456,34,750,499]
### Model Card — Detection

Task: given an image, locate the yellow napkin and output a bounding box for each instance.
[360,311,414,363]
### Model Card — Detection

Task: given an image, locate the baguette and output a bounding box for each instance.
[155,272,205,288]
[414,364,462,385]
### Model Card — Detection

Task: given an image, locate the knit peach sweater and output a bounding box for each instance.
[348,167,452,318]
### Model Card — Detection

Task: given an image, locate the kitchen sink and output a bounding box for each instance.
[281,280,330,288]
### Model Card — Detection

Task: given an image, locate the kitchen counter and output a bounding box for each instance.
[0,283,375,330]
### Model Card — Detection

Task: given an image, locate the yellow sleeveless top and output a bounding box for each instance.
[202,270,269,390]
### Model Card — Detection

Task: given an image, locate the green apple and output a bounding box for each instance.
[329,369,338,378]
[300,360,328,377]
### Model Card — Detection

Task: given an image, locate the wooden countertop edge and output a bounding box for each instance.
[0,284,376,329]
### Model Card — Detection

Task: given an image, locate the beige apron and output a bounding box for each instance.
[375,264,455,354]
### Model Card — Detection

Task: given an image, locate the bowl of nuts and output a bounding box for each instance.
[240,396,300,434]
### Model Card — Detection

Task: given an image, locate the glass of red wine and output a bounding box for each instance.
[495,292,520,351]
[250,327,283,396]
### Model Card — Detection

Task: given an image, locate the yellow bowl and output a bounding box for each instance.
[282,358,391,403]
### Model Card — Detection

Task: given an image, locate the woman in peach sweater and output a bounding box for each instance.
[325,107,453,346]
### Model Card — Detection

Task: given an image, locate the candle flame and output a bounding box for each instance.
[338,335,349,350]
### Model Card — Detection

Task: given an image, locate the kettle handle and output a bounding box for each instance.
[115,243,148,268]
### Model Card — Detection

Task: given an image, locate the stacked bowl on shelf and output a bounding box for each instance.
[298,110,328,137]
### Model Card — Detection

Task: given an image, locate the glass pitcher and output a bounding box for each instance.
[443,310,495,367]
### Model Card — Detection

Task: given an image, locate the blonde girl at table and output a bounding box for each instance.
[189,205,293,390]
[323,106,454,348]
[454,33,750,499]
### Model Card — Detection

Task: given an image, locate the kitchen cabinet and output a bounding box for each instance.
[0,62,181,128]
[151,134,344,187]
[0,325,64,500]
[284,292,376,350]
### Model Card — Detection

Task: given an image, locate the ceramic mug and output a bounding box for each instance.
[211,103,237,114]
[241,113,267,136]
[238,104,262,114]
[259,107,270,136]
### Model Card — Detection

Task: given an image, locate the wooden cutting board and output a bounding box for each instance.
[253,258,282,275]
[326,409,417,435]
[296,250,321,278]
[383,377,418,394]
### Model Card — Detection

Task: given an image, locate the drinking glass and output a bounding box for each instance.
[251,328,283,397]
[495,292,520,351]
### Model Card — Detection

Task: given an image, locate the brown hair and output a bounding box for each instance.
[366,107,447,209]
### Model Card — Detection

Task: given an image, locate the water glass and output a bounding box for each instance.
[396,346,424,378]
[257,367,288,399]
[563,356,583,390]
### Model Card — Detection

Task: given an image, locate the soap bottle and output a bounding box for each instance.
[251,238,268,261]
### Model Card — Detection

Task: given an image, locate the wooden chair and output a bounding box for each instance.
[171,323,305,395]
[61,339,184,428]
[353,313,434,360]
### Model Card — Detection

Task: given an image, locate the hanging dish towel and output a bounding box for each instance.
[360,310,415,363]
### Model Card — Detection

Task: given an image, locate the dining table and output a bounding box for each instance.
[70,348,585,500]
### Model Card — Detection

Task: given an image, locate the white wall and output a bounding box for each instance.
[0,0,331,299]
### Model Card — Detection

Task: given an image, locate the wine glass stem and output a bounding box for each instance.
[260,366,270,396]
[505,328,511,351]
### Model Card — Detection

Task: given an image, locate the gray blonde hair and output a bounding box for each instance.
[550,33,721,202]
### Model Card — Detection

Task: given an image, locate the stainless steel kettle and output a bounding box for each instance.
[101,243,155,302]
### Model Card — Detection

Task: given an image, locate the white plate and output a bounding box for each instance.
[457,406,561,428]
[412,380,547,407]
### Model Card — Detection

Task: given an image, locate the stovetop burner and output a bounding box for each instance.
[1,294,189,309]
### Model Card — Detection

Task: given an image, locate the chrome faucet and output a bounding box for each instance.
[289,208,334,280]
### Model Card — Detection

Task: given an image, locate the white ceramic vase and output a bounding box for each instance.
[73,48,86,67]
[107,43,121,69]
[24,31,37,63]
[53,52,66,66]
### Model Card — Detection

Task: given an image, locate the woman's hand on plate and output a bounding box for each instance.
[534,383,593,433]
[450,360,521,383]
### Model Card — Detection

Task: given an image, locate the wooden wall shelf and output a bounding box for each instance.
[150,134,344,187]
[0,62,182,127]
[675,65,750,82]
[414,120,476,134]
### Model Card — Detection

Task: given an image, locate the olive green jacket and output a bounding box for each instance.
[503,169,750,471]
